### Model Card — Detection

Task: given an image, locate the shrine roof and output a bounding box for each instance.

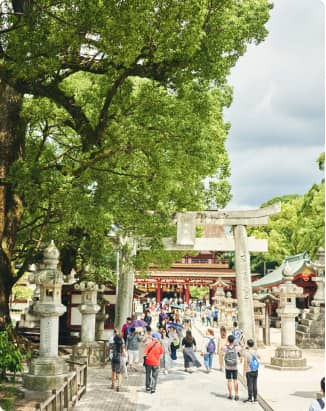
[252,251,315,288]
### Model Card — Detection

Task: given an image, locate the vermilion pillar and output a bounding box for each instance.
[156,279,161,303]
[185,282,190,304]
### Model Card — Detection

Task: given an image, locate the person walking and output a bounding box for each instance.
[243,339,260,403]
[182,329,201,373]
[121,317,132,343]
[224,334,241,401]
[201,328,217,373]
[309,377,325,411]
[212,306,219,327]
[218,326,227,371]
[126,327,142,371]
[160,329,172,374]
[232,322,243,346]
[168,326,180,361]
[144,332,164,394]
[110,331,126,392]
[205,306,212,326]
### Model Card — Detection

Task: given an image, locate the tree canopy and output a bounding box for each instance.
[0,0,272,325]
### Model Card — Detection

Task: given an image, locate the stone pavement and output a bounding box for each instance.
[75,325,262,411]
[75,319,324,411]
[195,319,325,411]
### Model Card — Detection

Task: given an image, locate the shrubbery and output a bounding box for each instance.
[0,326,24,380]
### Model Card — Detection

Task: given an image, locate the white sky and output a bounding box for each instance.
[224,0,324,209]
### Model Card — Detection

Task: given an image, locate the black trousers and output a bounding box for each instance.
[145,365,159,391]
[246,371,258,400]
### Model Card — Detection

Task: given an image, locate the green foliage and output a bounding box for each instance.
[250,160,325,273]
[0,327,24,380]
[190,286,209,300]
[11,284,33,301]
[0,1,272,298]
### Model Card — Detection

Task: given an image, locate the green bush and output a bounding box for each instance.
[0,327,24,380]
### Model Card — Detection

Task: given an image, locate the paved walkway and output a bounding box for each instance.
[75,319,324,411]
[75,325,261,411]
[195,320,325,411]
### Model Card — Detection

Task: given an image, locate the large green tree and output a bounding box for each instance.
[0,0,272,327]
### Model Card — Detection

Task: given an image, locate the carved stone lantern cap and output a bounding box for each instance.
[43,240,60,269]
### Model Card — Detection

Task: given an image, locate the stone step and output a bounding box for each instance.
[296,324,309,333]
[300,319,311,326]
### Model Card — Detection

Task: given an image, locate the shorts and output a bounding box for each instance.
[225,369,238,380]
[128,350,139,365]
[111,359,121,374]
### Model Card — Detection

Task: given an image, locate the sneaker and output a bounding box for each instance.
[228,395,233,400]
[146,387,151,392]
[150,389,156,394]
[164,369,168,375]
[243,399,253,403]
[234,395,239,401]
[253,398,258,402]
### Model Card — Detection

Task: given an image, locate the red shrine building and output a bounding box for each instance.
[134,251,260,304]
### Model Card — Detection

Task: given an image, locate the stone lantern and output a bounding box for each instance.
[72,281,105,366]
[253,293,265,347]
[224,291,236,330]
[268,263,307,369]
[23,241,70,400]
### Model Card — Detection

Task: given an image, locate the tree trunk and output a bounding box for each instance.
[0,81,26,328]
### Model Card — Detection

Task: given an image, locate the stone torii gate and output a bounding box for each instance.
[170,203,281,340]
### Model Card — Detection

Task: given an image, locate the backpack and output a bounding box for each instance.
[224,346,237,367]
[207,338,216,353]
[249,353,259,371]
[317,399,325,409]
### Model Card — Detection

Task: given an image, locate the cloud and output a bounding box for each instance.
[223,0,324,208]
[225,0,324,150]
[227,145,323,208]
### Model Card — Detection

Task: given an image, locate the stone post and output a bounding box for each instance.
[23,241,70,401]
[234,225,255,340]
[268,264,307,370]
[72,282,105,366]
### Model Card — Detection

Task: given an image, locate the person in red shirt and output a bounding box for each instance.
[144,332,164,393]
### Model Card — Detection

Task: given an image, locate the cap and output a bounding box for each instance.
[152,332,160,339]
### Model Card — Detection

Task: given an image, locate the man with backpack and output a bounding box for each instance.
[243,339,260,403]
[224,334,241,400]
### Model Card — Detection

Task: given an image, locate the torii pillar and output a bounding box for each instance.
[174,203,281,341]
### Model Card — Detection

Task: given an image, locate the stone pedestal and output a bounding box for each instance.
[72,282,104,366]
[267,267,308,370]
[23,241,70,401]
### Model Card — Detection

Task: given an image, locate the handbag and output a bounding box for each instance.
[143,341,158,366]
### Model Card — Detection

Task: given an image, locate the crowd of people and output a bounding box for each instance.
[107,303,264,403]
